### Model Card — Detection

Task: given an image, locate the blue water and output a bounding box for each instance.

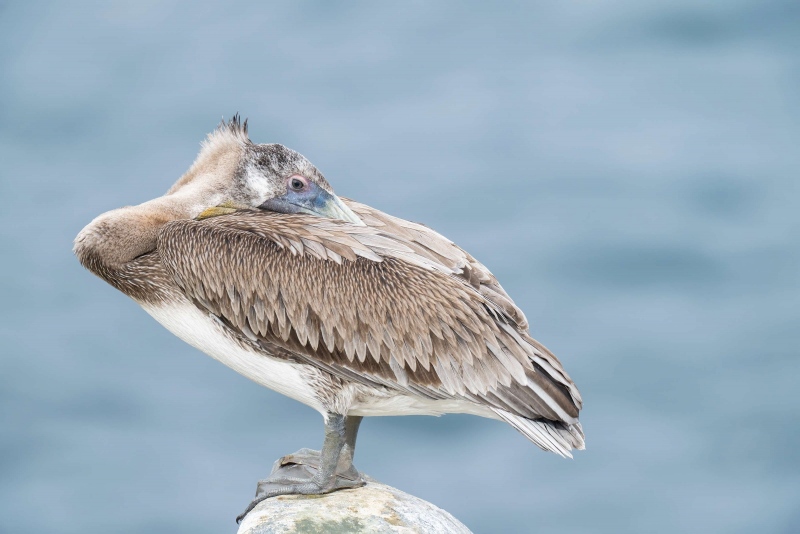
[2,1,798,532]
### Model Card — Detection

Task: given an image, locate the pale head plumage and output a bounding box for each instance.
[166,115,336,214]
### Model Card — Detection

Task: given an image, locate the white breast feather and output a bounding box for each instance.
[141,300,326,414]
[139,300,497,421]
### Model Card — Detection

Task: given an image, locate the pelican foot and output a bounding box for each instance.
[236,448,365,524]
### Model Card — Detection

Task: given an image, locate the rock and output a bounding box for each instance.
[237,478,473,534]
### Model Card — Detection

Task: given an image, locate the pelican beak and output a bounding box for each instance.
[314,192,365,226]
[259,187,365,226]
[196,206,238,220]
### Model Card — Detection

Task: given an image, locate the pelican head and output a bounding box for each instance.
[171,115,363,226]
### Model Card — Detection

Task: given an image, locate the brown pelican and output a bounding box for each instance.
[74,116,584,522]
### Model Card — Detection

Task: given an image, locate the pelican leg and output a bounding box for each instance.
[278,415,363,478]
[341,414,363,470]
[236,413,365,523]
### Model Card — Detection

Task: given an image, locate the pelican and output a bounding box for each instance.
[74,116,584,521]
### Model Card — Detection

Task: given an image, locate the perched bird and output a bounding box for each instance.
[74,116,584,522]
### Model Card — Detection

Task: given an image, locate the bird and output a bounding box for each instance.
[74,115,584,522]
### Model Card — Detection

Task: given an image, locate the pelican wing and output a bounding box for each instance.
[345,199,531,331]
[157,207,583,453]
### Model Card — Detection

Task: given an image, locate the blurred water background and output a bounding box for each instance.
[1,1,799,533]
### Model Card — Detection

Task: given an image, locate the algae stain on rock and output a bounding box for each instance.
[293,516,365,533]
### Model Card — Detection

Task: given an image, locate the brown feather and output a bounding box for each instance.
[156,205,582,425]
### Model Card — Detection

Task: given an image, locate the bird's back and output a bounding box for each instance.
[154,200,584,455]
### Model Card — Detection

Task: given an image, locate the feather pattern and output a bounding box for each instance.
[156,201,583,453]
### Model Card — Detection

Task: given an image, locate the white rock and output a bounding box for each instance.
[237,479,472,534]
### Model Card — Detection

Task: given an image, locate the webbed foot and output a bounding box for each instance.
[235,447,365,524]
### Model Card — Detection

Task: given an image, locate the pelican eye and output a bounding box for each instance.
[289,176,306,191]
